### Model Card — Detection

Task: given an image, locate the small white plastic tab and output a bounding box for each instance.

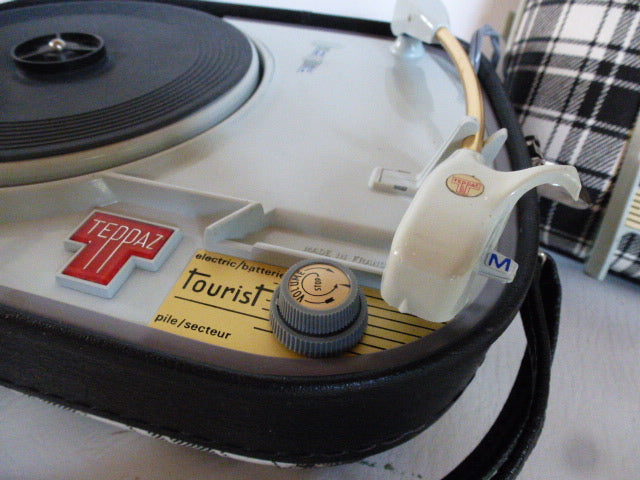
[368,167,416,194]
[369,116,479,195]
[391,0,451,44]
[479,251,519,283]
[480,128,508,166]
[381,148,582,323]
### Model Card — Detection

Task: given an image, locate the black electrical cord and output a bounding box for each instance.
[442,253,560,480]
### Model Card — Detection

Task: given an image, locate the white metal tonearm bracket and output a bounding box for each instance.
[370,0,492,195]
[379,0,584,323]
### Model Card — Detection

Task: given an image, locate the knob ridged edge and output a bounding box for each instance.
[270,287,368,358]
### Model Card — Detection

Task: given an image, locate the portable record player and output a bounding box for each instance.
[0,0,582,473]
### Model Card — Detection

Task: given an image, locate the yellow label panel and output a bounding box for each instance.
[151,251,442,357]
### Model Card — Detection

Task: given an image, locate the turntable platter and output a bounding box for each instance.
[0,1,260,185]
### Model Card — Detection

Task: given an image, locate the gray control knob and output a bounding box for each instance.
[270,259,368,357]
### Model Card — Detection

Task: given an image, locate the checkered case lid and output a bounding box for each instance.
[503,0,640,280]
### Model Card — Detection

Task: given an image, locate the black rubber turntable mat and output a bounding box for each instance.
[0,1,254,161]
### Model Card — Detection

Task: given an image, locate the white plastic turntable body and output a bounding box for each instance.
[0,2,579,338]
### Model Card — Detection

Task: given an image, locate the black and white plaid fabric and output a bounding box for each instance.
[503,0,640,280]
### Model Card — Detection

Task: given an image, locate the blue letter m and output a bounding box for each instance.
[488,253,512,272]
